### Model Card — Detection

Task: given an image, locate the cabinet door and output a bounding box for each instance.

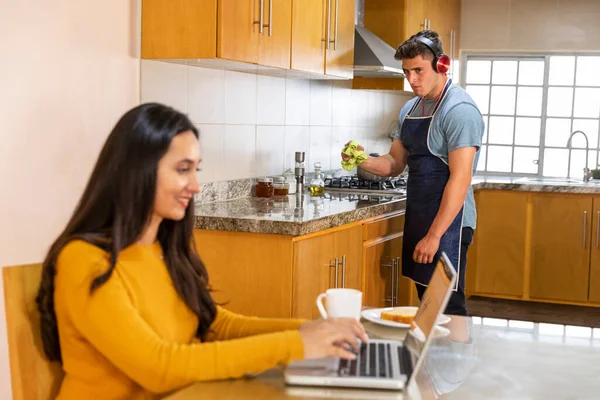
[258,0,292,69]
[141,0,217,59]
[293,233,336,319]
[324,0,355,79]
[530,194,592,302]
[333,225,363,290]
[474,191,527,297]
[363,238,401,308]
[218,0,260,64]
[404,0,426,38]
[588,197,600,303]
[291,0,326,74]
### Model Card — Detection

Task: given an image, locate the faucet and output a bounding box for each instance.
[566,130,590,182]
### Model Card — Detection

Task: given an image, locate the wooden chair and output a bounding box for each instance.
[3,264,63,399]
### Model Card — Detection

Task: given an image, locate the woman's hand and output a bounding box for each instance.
[299,318,369,360]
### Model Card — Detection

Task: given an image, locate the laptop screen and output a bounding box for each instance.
[402,252,457,380]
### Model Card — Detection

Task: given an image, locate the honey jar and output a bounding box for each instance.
[255,177,274,198]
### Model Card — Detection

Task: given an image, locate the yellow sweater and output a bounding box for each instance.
[54,240,305,399]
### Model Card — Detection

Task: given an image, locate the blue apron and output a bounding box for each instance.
[400,79,462,291]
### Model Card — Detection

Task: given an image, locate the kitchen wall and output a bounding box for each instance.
[0,1,140,397]
[141,60,413,182]
[461,0,600,52]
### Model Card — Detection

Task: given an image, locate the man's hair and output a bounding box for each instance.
[394,30,444,61]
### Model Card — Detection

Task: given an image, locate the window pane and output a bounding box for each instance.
[549,56,575,86]
[476,145,487,171]
[576,56,600,87]
[487,146,512,172]
[569,150,598,179]
[547,87,573,117]
[492,61,518,85]
[490,86,516,115]
[518,60,544,86]
[572,119,599,148]
[488,116,514,144]
[513,147,539,174]
[466,60,491,84]
[545,118,572,147]
[573,88,600,118]
[516,87,543,116]
[466,85,490,114]
[515,117,541,146]
[452,59,461,85]
[543,148,569,177]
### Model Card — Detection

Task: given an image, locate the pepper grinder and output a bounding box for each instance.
[294,151,305,194]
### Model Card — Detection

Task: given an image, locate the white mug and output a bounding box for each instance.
[316,288,363,320]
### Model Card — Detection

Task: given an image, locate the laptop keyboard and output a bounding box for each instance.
[337,342,395,378]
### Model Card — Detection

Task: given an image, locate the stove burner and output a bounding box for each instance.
[325,175,406,192]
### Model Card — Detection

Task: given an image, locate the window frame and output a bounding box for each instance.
[459,52,600,178]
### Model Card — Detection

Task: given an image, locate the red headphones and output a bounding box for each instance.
[414,36,451,74]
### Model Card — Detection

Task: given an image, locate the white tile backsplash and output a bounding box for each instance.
[141,65,411,183]
[196,124,224,183]
[224,71,257,125]
[285,79,311,126]
[223,125,256,180]
[309,80,333,126]
[256,125,285,177]
[186,66,225,124]
[257,75,286,126]
[141,61,186,112]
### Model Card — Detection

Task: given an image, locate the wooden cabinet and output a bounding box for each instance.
[472,191,528,297]
[290,0,355,78]
[142,0,291,69]
[530,194,592,303]
[293,225,363,319]
[589,197,600,303]
[362,213,418,309]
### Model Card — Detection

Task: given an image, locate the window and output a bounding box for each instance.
[463,55,600,178]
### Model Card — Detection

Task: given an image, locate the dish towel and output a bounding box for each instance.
[341,140,368,171]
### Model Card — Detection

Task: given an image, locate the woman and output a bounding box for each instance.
[36,103,367,399]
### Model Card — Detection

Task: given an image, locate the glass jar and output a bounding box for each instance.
[282,168,297,194]
[309,162,325,197]
[255,177,274,198]
[273,176,290,196]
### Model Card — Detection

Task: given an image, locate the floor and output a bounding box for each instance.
[467,296,600,328]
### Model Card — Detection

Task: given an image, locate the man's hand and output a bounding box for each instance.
[341,140,364,162]
[413,234,441,264]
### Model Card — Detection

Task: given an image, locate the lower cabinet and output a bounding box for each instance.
[469,190,600,307]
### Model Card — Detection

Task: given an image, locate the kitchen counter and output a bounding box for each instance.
[194,192,406,236]
[165,315,600,400]
[472,176,600,193]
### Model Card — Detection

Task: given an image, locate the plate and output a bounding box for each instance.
[361,307,451,328]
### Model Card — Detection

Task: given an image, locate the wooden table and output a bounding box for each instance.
[165,316,600,399]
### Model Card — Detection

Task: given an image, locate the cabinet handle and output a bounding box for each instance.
[395,257,400,305]
[328,0,339,50]
[427,19,431,30]
[421,18,427,30]
[341,255,346,288]
[583,211,587,248]
[262,0,273,36]
[324,0,332,50]
[596,211,599,248]
[329,258,339,288]
[254,0,265,34]
[391,258,396,306]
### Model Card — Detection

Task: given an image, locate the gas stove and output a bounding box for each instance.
[324,175,407,196]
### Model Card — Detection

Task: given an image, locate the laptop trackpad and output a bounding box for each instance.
[287,357,338,376]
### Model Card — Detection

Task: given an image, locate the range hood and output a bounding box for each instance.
[353,0,404,78]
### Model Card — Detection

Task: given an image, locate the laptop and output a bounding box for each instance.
[284,252,457,391]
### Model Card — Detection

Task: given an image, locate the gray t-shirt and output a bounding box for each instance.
[393,85,484,229]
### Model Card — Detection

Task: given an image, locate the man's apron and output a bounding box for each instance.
[400,79,462,291]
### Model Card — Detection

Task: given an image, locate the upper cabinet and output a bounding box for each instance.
[142,0,354,79]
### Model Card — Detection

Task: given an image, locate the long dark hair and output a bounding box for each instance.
[36,103,217,363]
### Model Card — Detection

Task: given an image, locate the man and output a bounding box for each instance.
[342,30,484,316]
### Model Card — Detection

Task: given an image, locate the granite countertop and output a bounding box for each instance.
[472,176,600,193]
[194,192,406,236]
